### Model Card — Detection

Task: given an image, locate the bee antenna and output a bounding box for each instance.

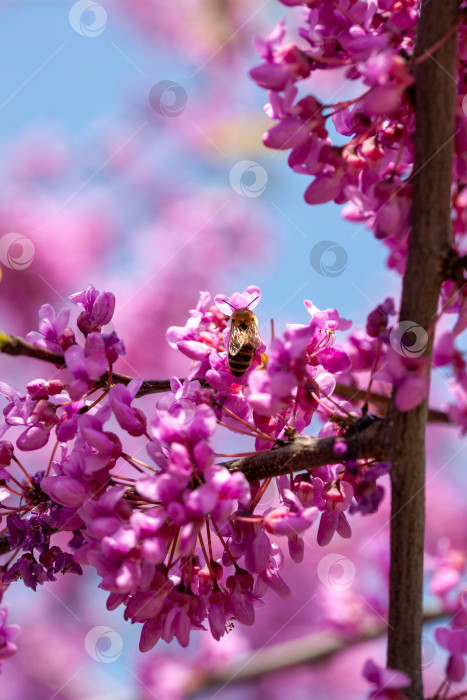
[247,296,259,308]
[222,299,235,310]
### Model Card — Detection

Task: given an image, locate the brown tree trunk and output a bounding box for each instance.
[386,0,459,696]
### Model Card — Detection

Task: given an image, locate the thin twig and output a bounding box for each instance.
[0,335,452,423]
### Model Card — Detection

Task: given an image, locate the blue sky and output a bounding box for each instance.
[0,0,397,335]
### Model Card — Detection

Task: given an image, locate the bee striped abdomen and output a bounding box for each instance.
[228,343,255,377]
[227,305,261,378]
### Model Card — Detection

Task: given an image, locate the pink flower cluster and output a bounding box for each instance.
[336,296,431,413]
[0,285,397,658]
[0,607,20,672]
[250,1,467,278]
[434,591,467,684]
[363,658,410,699]
[434,280,467,434]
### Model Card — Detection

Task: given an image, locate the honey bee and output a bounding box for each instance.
[224,298,262,377]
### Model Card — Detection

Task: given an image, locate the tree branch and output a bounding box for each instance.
[332,382,451,425]
[223,418,386,481]
[187,607,445,695]
[0,333,64,366]
[0,419,386,557]
[0,335,453,422]
[385,1,459,696]
[0,334,172,396]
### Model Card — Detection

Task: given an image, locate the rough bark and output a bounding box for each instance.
[224,419,386,480]
[385,1,459,695]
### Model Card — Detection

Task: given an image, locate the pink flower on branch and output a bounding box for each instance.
[435,625,467,683]
[363,658,410,699]
[0,606,21,667]
[69,285,115,336]
[64,333,109,401]
[0,284,402,660]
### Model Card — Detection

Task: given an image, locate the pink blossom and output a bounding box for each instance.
[64,333,109,401]
[26,303,74,353]
[361,54,414,115]
[435,626,467,682]
[383,348,429,412]
[69,285,115,335]
[317,481,354,547]
[366,298,396,339]
[214,285,261,315]
[0,606,21,664]
[363,658,410,698]
[0,441,13,467]
[108,379,147,437]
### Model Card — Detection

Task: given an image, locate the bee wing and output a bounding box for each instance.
[248,317,262,349]
[229,321,248,356]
